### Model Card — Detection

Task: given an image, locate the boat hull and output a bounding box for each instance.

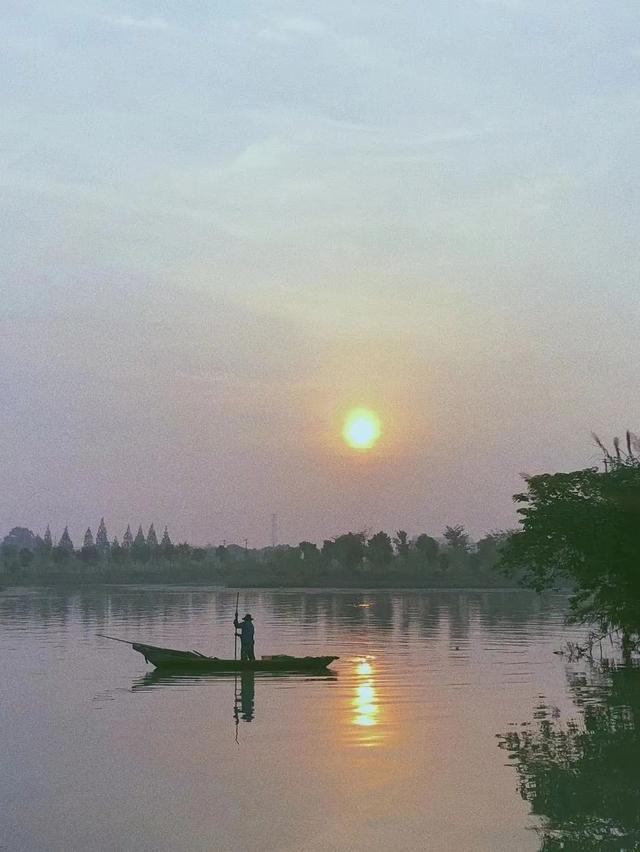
[132,643,338,672]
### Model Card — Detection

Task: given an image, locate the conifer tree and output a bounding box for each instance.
[83,528,94,548]
[147,523,158,548]
[122,525,134,549]
[96,518,109,552]
[59,526,74,552]
[43,525,52,549]
[134,525,146,547]
[112,536,120,548]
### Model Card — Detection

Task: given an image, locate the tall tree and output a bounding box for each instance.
[333,532,366,569]
[443,524,470,551]
[415,533,439,562]
[393,530,410,559]
[83,527,94,548]
[122,525,134,549]
[43,524,53,549]
[160,526,172,549]
[368,531,394,565]
[59,526,74,552]
[500,432,640,643]
[95,518,109,552]
[147,523,158,548]
[133,525,146,547]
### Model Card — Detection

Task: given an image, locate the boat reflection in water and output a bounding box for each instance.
[351,657,382,746]
[132,669,336,730]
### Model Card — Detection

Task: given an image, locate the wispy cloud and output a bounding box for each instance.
[101,15,169,32]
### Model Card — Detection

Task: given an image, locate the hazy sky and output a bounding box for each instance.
[1,1,639,547]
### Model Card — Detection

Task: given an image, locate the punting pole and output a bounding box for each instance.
[96,633,135,645]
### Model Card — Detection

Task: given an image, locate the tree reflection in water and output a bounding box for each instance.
[499,663,640,850]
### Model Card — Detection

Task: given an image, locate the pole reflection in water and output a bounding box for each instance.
[351,657,382,746]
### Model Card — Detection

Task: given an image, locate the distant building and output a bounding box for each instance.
[122,525,134,549]
[59,526,74,552]
[96,518,110,552]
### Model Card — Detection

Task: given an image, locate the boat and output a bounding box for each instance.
[98,635,338,672]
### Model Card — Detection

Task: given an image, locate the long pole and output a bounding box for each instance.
[234,592,240,661]
[234,591,240,744]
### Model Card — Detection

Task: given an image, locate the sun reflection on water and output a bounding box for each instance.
[352,658,381,744]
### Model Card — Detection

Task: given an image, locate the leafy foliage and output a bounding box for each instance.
[500,437,640,637]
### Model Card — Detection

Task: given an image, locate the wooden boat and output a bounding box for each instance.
[98,635,338,672]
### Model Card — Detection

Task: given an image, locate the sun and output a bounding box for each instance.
[342,408,382,451]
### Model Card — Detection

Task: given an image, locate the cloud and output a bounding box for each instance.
[101,15,169,32]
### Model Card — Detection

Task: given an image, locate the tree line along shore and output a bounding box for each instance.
[0,522,518,589]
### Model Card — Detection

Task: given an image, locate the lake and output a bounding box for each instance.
[1,586,636,851]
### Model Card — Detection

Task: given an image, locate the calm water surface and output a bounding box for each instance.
[0,586,631,851]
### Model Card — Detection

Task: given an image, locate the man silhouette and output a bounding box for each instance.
[234,613,255,662]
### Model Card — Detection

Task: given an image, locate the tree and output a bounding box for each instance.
[2,527,38,550]
[437,552,450,574]
[83,528,94,549]
[332,533,366,569]
[415,533,439,562]
[475,531,513,569]
[161,526,172,550]
[321,539,336,562]
[298,541,319,561]
[1,544,17,567]
[19,547,34,568]
[368,531,393,566]
[96,518,109,553]
[393,530,410,559]
[122,525,134,549]
[133,525,146,547]
[58,526,74,552]
[147,523,158,549]
[499,433,640,643]
[215,544,227,562]
[443,524,470,551]
[43,525,53,550]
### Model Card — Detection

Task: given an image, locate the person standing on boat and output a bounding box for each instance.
[234,613,255,662]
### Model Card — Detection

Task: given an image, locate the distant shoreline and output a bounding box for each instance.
[0,578,548,594]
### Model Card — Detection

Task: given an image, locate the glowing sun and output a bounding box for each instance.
[342,408,382,450]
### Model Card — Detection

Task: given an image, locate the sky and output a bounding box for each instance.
[1,1,639,547]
